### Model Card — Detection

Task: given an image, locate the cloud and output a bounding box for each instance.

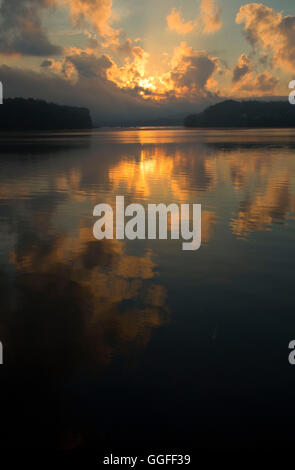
[105,41,220,102]
[232,70,279,97]
[40,56,78,80]
[253,72,279,92]
[168,42,219,98]
[200,0,222,34]
[166,8,195,35]
[232,54,252,83]
[0,46,219,126]
[236,3,295,72]
[111,38,134,56]
[0,0,62,56]
[64,0,120,45]
[226,51,279,98]
[65,21,223,104]
[40,58,65,74]
[66,53,113,78]
[166,0,222,35]
[41,59,54,68]
[106,46,153,96]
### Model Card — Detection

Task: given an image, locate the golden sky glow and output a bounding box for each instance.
[0,1,294,120]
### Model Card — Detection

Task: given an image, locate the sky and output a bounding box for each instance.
[0,0,294,123]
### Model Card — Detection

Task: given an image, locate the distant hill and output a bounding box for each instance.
[184,100,295,128]
[0,98,92,130]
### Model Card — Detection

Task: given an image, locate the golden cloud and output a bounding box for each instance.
[200,0,222,34]
[63,0,120,44]
[166,0,222,35]
[227,52,279,97]
[233,71,279,97]
[106,40,220,102]
[166,8,195,35]
[236,3,295,72]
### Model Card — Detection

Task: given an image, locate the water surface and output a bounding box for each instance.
[1,128,295,450]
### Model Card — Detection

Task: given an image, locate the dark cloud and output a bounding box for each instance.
[41,59,54,68]
[254,72,279,92]
[233,70,279,96]
[0,0,62,56]
[66,53,112,78]
[87,37,99,50]
[170,46,218,96]
[173,53,216,89]
[111,38,134,57]
[232,54,251,83]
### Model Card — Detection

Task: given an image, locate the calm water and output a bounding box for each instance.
[1,128,295,450]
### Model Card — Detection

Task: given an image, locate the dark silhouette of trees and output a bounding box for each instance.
[0,98,92,130]
[184,100,295,128]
